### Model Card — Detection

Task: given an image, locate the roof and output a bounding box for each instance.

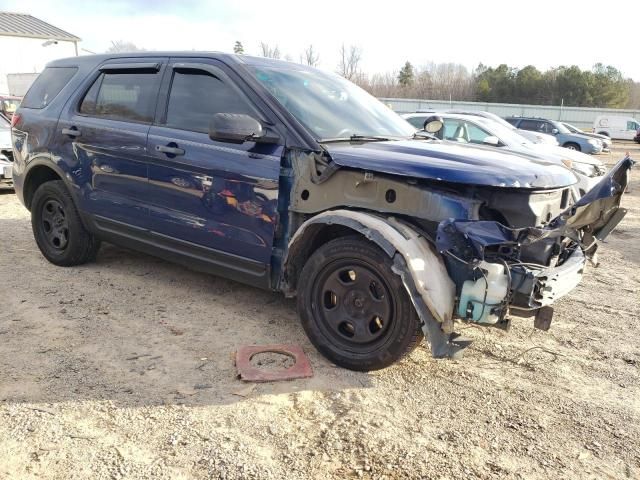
[0,12,80,42]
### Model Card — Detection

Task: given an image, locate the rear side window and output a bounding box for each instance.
[21,67,78,109]
[518,119,542,131]
[165,70,254,134]
[79,70,161,124]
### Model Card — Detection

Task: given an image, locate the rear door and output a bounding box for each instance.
[56,58,167,236]
[146,58,283,286]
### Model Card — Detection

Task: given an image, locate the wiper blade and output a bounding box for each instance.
[412,130,438,140]
[319,134,390,143]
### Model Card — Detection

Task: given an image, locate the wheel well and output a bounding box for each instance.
[284,223,371,294]
[563,141,580,148]
[24,165,63,210]
[597,131,609,137]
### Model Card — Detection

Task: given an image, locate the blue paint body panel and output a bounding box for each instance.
[325,140,578,189]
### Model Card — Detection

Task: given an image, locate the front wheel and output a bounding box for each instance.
[297,236,423,371]
[563,142,581,151]
[31,180,101,266]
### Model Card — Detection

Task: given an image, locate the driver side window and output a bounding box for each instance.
[466,123,492,144]
[165,69,254,134]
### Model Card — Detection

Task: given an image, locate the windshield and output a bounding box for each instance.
[250,66,415,141]
[473,117,534,146]
[555,122,571,134]
[562,122,579,133]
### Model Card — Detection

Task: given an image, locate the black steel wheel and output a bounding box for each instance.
[297,236,423,371]
[31,180,100,266]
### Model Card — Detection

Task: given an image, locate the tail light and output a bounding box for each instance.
[10,112,21,128]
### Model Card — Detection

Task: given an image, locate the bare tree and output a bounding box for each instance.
[106,40,143,53]
[301,44,320,67]
[337,44,362,80]
[259,42,281,59]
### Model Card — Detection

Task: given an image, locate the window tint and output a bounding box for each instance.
[165,70,254,134]
[21,67,77,109]
[626,121,639,130]
[79,71,160,123]
[518,119,543,131]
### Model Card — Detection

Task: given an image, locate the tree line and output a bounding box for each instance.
[106,39,640,109]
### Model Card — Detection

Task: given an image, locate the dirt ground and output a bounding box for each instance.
[0,143,639,480]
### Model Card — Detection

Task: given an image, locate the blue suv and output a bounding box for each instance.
[10,53,632,370]
[506,117,603,154]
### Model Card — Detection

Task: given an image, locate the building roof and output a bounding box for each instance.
[0,12,80,42]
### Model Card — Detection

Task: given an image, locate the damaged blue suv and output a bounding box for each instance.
[11,53,633,371]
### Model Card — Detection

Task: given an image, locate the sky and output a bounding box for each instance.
[3,0,639,80]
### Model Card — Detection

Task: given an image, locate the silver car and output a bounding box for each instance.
[403,112,607,197]
[443,110,559,146]
[0,117,13,189]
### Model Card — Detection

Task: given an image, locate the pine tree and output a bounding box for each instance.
[398,61,414,87]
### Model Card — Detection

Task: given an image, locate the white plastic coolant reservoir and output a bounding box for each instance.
[457,262,509,324]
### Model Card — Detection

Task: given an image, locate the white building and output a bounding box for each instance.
[0,11,80,95]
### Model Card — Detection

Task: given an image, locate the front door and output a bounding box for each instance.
[146,59,283,286]
[56,58,167,235]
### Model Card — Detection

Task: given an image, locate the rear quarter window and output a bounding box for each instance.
[21,67,78,109]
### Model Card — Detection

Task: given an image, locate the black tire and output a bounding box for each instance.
[597,131,609,137]
[297,236,423,371]
[563,142,581,151]
[31,180,100,266]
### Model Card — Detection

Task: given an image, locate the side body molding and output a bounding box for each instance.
[284,209,464,357]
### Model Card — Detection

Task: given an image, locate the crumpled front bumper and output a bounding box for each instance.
[509,248,585,310]
[436,156,633,324]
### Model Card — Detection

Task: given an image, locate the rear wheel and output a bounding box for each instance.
[297,236,423,371]
[31,180,100,266]
[564,142,581,151]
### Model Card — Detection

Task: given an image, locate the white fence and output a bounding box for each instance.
[380,98,640,130]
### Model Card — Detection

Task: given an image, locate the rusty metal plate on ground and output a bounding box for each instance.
[235,344,313,382]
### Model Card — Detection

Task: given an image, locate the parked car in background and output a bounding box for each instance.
[445,110,559,145]
[561,122,611,152]
[506,116,603,154]
[634,129,640,144]
[0,95,21,122]
[0,116,13,188]
[593,115,640,140]
[403,112,607,196]
[11,53,632,370]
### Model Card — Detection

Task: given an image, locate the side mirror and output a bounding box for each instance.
[551,128,559,135]
[209,113,278,144]
[482,135,501,146]
[423,115,444,134]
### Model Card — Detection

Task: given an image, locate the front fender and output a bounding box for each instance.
[284,210,465,357]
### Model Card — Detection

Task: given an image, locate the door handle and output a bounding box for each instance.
[156,144,185,156]
[62,127,81,137]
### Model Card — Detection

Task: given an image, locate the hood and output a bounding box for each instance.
[528,144,603,166]
[324,140,577,189]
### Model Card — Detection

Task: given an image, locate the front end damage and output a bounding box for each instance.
[436,156,633,332]
[283,153,633,359]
